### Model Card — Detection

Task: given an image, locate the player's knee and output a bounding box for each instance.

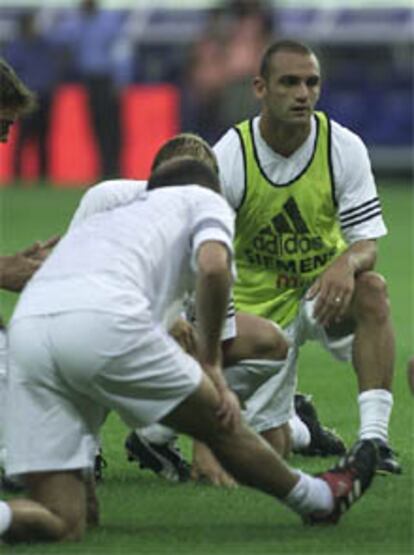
[252,323,289,360]
[354,272,390,323]
[162,376,226,442]
[227,314,289,363]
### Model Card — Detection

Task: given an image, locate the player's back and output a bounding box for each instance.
[12,185,233,327]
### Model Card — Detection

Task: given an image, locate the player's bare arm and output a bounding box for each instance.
[195,240,241,432]
[0,236,60,292]
[306,239,377,326]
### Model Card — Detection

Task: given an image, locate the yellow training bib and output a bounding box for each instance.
[233,112,346,328]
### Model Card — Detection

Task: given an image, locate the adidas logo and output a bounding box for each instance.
[272,197,309,234]
[252,197,324,256]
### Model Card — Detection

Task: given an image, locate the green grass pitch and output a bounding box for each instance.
[0,181,413,555]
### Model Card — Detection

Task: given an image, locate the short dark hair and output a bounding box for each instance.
[260,40,315,80]
[148,157,221,194]
[0,57,37,114]
[151,133,218,175]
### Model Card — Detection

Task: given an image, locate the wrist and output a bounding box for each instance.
[339,253,358,276]
[198,344,222,368]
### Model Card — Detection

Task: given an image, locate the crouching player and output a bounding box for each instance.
[71,133,345,486]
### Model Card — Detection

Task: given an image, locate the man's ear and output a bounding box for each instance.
[253,76,267,101]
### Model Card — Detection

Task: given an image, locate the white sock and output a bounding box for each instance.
[289,413,311,450]
[358,389,393,442]
[284,471,334,516]
[0,501,12,535]
[136,424,176,445]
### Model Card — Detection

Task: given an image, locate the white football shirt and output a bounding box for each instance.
[69,178,237,340]
[213,114,387,244]
[12,186,235,330]
[69,179,147,229]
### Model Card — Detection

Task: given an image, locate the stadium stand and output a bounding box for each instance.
[0,4,412,183]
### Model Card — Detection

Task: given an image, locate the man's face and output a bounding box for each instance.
[0,108,18,143]
[254,50,321,126]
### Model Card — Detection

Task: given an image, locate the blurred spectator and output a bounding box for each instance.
[182,0,275,142]
[219,0,274,129]
[181,29,227,143]
[53,0,124,179]
[3,11,59,181]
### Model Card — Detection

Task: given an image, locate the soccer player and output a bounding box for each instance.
[0,57,58,488]
[0,158,378,543]
[213,39,400,474]
[69,132,289,484]
[70,132,343,486]
[0,56,55,281]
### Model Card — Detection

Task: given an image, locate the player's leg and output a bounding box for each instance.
[222,313,292,456]
[126,313,290,482]
[191,358,292,486]
[191,440,238,487]
[161,372,378,523]
[225,356,294,456]
[260,424,291,458]
[1,315,103,543]
[126,311,342,486]
[349,271,399,473]
[124,317,198,481]
[3,471,86,543]
[317,271,400,473]
[224,312,345,457]
[101,313,377,524]
[351,272,394,391]
[162,374,297,496]
[222,311,289,365]
[189,316,293,482]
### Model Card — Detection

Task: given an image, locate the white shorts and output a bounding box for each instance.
[240,297,354,430]
[6,311,202,476]
[226,353,296,433]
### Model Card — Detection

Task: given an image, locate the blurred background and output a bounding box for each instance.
[0,0,412,186]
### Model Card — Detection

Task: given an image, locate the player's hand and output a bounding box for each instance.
[201,361,241,432]
[0,235,60,292]
[305,257,355,326]
[22,235,60,261]
[191,441,238,488]
[169,318,198,356]
[216,386,241,432]
[0,253,40,292]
